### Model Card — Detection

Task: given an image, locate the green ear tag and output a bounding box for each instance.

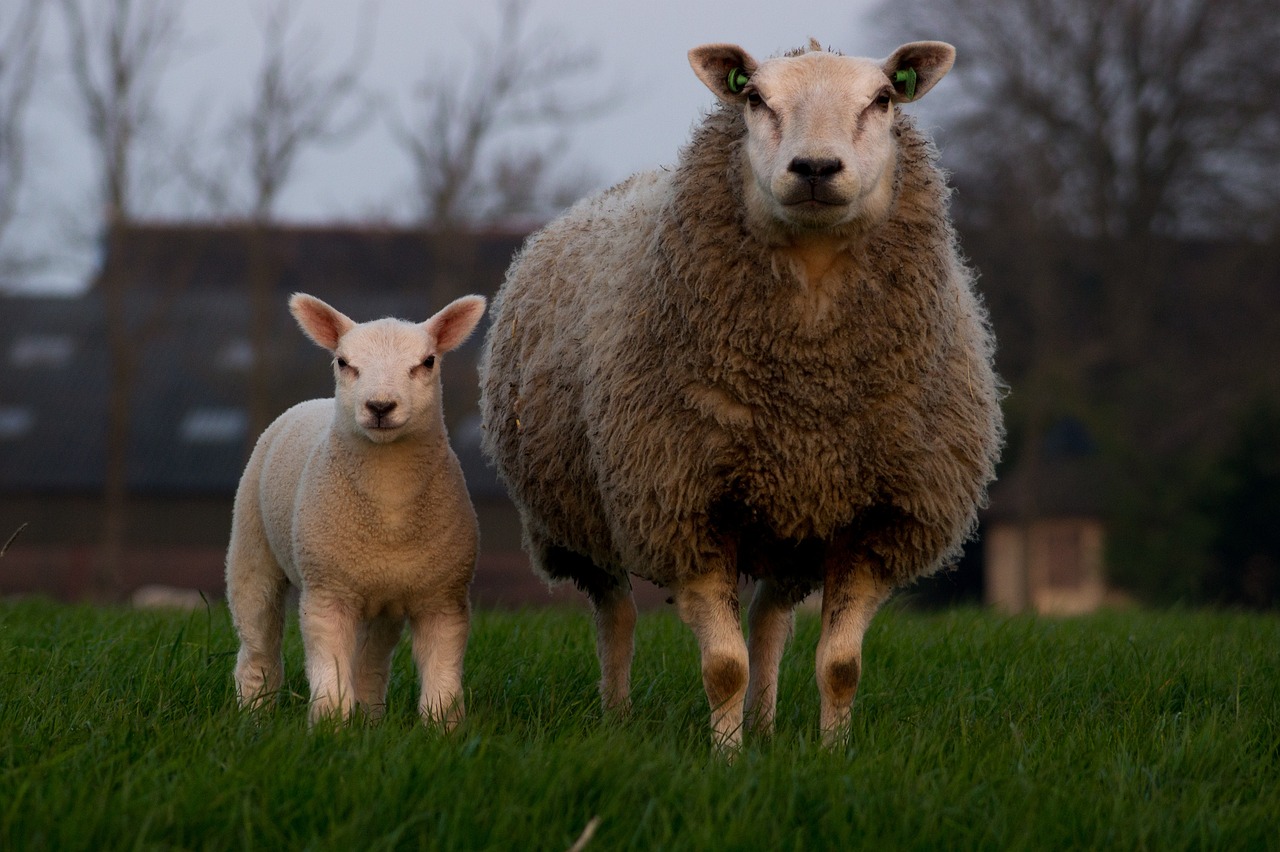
[894,67,918,99]
[726,67,750,94]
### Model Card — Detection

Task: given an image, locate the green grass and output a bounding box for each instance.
[1,598,1277,851]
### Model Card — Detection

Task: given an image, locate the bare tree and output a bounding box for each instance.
[61,0,183,224]
[60,0,184,597]
[232,0,375,222]
[214,0,376,439]
[881,0,1280,241]
[0,1,44,275]
[391,0,609,229]
[876,0,1280,441]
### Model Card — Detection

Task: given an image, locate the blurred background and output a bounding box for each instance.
[2,0,1277,611]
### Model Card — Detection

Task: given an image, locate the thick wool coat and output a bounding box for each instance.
[481,105,1002,595]
[230,397,477,617]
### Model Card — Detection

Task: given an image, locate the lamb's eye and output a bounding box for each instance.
[875,91,892,108]
[422,355,436,370]
[336,357,348,369]
[746,91,764,108]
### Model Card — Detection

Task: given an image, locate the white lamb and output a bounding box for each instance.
[226,292,487,728]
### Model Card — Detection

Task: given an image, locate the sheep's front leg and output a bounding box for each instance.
[589,583,637,714]
[816,560,892,747]
[675,564,749,753]
[354,615,404,721]
[745,578,797,736]
[410,605,469,731]
[300,592,360,725]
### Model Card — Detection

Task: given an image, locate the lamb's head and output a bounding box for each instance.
[689,39,954,236]
[289,293,487,444]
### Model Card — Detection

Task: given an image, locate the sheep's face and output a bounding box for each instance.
[689,40,955,235]
[289,294,488,445]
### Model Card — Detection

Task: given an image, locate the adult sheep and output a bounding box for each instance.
[480,39,1003,749]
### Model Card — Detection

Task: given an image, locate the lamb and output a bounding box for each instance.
[227,291,487,728]
[480,39,1003,749]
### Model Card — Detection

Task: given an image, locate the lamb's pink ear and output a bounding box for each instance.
[425,295,487,353]
[289,293,354,352]
[689,43,759,103]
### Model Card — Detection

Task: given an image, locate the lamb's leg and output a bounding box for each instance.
[226,516,289,710]
[354,614,403,721]
[590,583,637,714]
[816,560,892,746]
[299,591,360,725]
[745,578,796,736]
[674,565,749,753]
[410,605,469,731]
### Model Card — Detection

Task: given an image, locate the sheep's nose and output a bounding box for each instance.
[788,157,844,180]
[366,400,397,418]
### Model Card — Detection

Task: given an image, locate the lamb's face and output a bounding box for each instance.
[288,292,488,446]
[689,40,956,235]
[332,319,440,444]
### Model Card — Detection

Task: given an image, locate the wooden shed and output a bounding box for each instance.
[983,419,1111,615]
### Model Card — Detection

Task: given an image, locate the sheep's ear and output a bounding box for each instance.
[689,43,759,103]
[882,41,955,103]
[289,293,354,352]
[425,295,487,353]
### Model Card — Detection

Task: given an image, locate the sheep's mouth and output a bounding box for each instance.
[779,194,852,225]
[785,198,846,209]
[778,183,851,211]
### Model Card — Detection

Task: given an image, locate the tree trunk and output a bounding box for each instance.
[96,220,132,601]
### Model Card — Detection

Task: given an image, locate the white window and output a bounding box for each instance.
[179,408,247,444]
[217,338,254,371]
[0,406,34,440]
[11,334,75,368]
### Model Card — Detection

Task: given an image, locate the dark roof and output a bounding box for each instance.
[985,417,1108,522]
[0,222,527,499]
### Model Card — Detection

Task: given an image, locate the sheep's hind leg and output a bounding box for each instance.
[546,546,636,715]
[816,558,893,747]
[675,563,749,753]
[745,578,798,736]
[590,583,637,714]
[354,614,403,721]
[410,605,470,731]
[300,592,360,725]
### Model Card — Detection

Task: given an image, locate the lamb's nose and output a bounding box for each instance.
[788,157,844,180]
[366,400,397,418]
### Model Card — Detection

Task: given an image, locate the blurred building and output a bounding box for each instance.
[983,417,1112,615]
[0,222,576,605]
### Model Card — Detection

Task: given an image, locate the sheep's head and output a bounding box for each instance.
[689,39,954,236]
[289,293,487,444]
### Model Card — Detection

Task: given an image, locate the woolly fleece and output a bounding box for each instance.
[481,71,1002,599]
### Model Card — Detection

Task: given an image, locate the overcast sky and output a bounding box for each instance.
[14,0,911,292]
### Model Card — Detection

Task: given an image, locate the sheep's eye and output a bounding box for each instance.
[746,91,764,108]
[875,90,893,108]
[336,357,348,369]
[422,355,436,370]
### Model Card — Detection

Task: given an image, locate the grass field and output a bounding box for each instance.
[1,597,1277,851]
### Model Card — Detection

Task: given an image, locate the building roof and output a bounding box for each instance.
[0,222,526,499]
[985,417,1109,522]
